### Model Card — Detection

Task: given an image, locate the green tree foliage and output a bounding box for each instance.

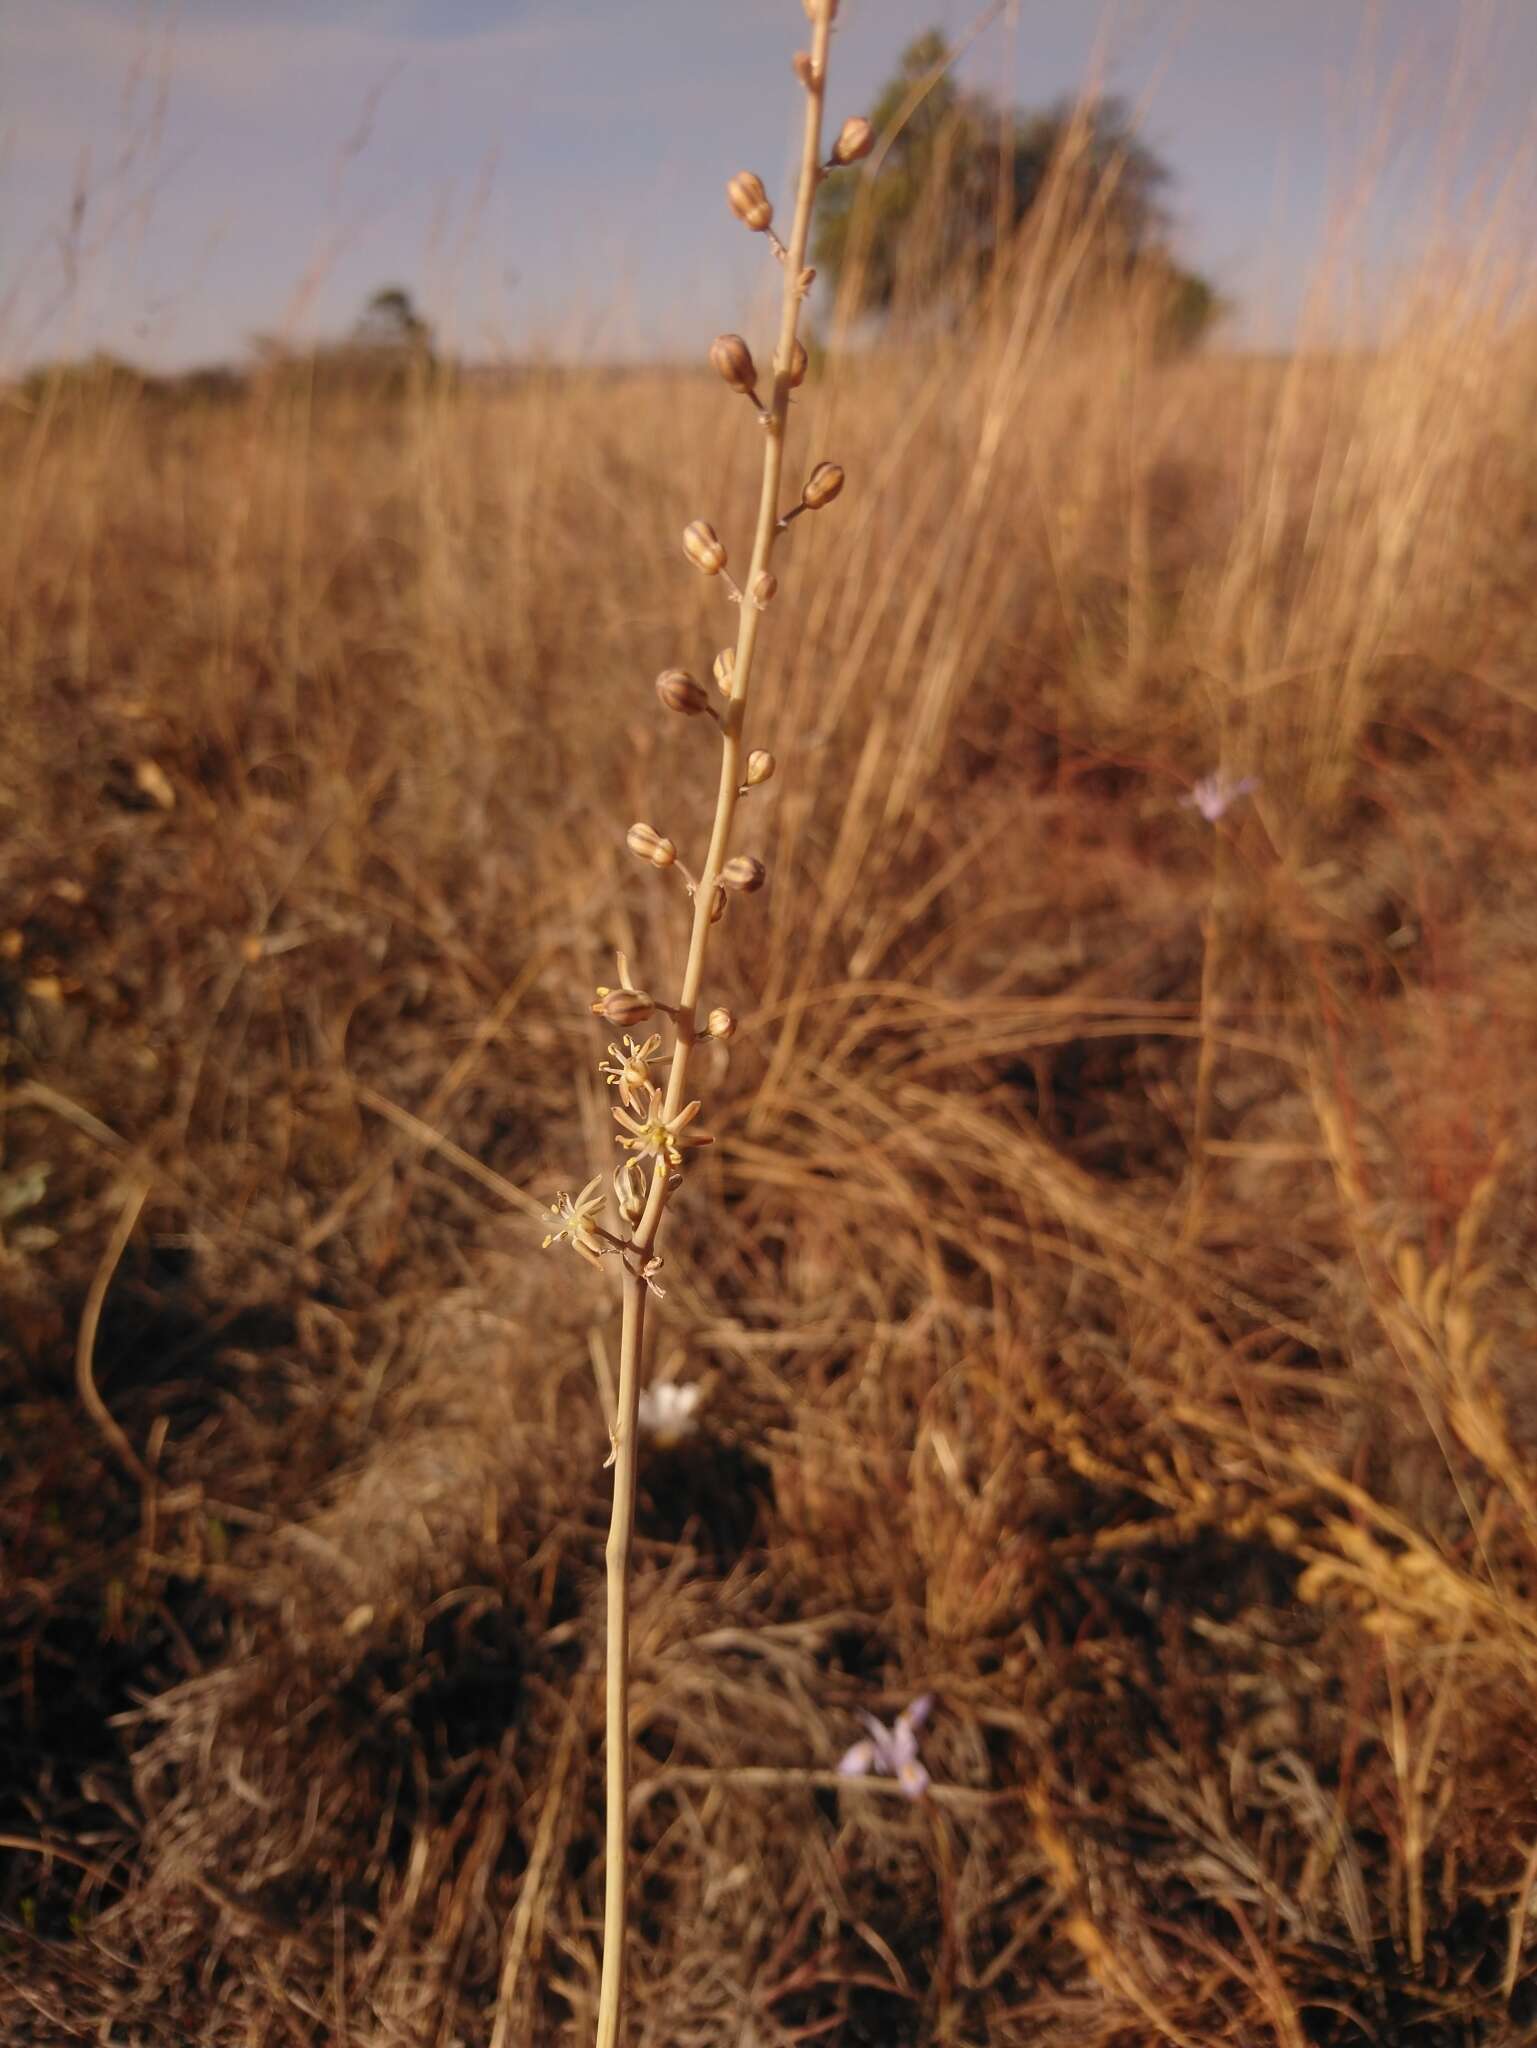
[814,30,1223,346]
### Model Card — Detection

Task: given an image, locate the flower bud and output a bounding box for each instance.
[655,668,710,716]
[786,338,809,388]
[710,333,758,398]
[613,1159,647,1225]
[801,461,845,511]
[721,854,766,894]
[750,570,778,608]
[708,1007,738,1041]
[831,116,874,166]
[683,520,727,575]
[708,885,727,924]
[593,987,656,1027]
[792,51,816,89]
[802,0,839,18]
[727,172,773,234]
[745,748,776,786]
[713,648,736,695]
[626,822,677,868]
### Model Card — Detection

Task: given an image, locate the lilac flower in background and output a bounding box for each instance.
[836,1693,934,1801]
[1182,770,1258,823]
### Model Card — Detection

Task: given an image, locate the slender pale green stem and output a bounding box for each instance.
[593,13,836,2046]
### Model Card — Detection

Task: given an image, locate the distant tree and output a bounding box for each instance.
[814,30,1222,345]
[248,286,442,403]
[351,285,432,355]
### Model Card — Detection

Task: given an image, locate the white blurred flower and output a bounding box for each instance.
[637,1380,702,1447]
[1182,771,1257,823]
[836,1693,934,1801]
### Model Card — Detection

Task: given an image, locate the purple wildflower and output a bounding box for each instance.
[836,1693,933,1801]
[1182,770,1258,823]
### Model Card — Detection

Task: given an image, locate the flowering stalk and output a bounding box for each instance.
[548,6,856,2044]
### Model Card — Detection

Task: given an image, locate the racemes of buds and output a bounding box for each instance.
[829,116,874,167]
[710,333,761,408]
[592,986,657,1028]
[727,171,774,234]
[627,821,677,868]
[656,668,713,718]
[683,521,728,576]
[721,854,767,894]
[582,18,861,2048]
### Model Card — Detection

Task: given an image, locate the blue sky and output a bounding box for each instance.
[3,0,1534,371]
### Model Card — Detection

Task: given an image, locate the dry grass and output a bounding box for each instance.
[6,212,1537,2047]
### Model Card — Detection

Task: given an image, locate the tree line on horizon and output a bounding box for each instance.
[11,31,1222,403]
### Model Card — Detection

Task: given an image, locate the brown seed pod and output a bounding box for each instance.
[786,337,809,388]
[713,648,736,695]
[745,748,776,786]
[709,333,759,400]
[801,460,845,511]
[727,171,773,233]
[720,854,767,894]
[655,668,711,716]
[626,822,677,868]
[707,1007,738,1041]
[830,116,874,166]
[750,570,778,608]
[593,987,656,1027]
[682,521,727,575]
[792,50,816,89]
